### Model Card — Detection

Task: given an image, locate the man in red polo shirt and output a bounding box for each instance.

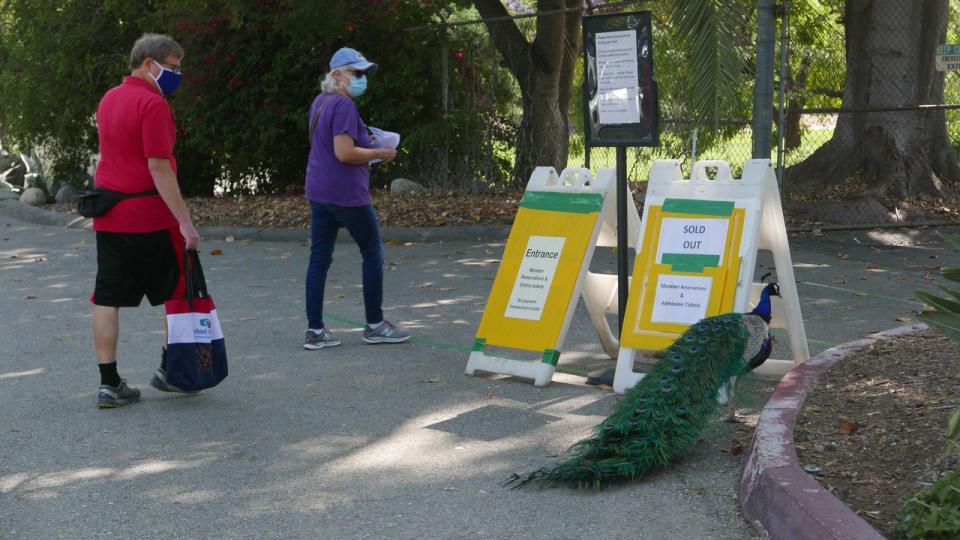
[92,33,200,408]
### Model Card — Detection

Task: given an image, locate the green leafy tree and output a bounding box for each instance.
[787,0,960,221]
[0,0,515,194]
[473,0,755,185]
[0,0,149,182]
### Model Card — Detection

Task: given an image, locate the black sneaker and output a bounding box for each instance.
[97,380,141,409]
[149,368,198,394]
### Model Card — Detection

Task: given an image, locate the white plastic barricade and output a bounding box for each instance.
[613,159,809,394]
[466,166,637,386]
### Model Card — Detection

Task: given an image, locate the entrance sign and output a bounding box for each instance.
[466,167,638,387]
[583,12,658,147]
[612,159,810,394]
[504,235,567,320]
[936,44,960,71]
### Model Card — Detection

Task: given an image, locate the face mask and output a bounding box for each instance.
[347,74,367,97]
[150,60,183,96]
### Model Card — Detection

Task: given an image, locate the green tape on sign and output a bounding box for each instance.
[661,253,721,272]
[519,191,603,214]
[662,198,734,216]
[472,338,486,352]
[541,349,560,366]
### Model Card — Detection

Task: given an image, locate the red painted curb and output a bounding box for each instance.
[739,323,928,540]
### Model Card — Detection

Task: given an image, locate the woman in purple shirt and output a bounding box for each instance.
[303,47,411,349]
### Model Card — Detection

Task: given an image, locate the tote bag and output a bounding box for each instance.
[163,250,228,391]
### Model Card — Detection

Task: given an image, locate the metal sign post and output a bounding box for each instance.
[582,11,659,335]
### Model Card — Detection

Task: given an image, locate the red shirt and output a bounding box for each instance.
[93,76,179,233]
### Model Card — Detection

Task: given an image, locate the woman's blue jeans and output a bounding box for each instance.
[306,202,383,329]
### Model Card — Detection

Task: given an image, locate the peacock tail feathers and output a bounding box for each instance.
[506,312,766,490]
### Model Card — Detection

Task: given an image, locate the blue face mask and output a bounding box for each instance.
[347,74,367,97]
[151,60,183,96]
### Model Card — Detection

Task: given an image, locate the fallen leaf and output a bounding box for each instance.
[730,440,744,456]
[225,235,235,242]
[210,249,223,255]
[422,377,441,383]
[386,239,403,245]
[838,419,859,434]
[25,294,38,299]
[895,317,912,322]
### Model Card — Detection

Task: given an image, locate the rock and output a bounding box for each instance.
[390,178,425,196]
[55,185,80,203]
[19,187,47,206]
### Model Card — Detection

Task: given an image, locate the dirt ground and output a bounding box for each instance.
[794,330,960,538]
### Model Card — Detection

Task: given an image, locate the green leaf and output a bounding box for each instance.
[948,408,960,444]
[937,285,960,303]
[939,232,960,252]
[917,290,960,315]
[918,311,960,342]
[943,268,960,283]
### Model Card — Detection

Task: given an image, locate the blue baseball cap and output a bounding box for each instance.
[329,47,378,72]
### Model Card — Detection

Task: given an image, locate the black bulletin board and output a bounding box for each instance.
[582,12,659,147]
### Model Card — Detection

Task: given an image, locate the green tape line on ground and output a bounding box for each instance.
[322,313,589,376]
[662,198,735,216]
[519,191,603,214]
[661,253,720,272]
[798,281,926,307]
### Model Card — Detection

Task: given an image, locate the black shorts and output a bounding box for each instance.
[93,228,185,307]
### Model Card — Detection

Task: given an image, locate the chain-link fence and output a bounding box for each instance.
[404,1,960,225]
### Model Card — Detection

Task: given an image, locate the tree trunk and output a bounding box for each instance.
[784,0,960,223]
[474,0,581,186]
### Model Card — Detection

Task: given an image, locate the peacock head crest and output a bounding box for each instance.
[750,273,781,323]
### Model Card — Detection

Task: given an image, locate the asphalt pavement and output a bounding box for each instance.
[1,201,955,539]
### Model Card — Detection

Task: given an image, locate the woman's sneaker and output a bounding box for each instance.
[97,380,141,409]
[304,328,341,350]
[362,321,411,344]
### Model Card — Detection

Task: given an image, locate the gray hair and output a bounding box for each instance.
[129,33,184,70]
[320,67,349,93]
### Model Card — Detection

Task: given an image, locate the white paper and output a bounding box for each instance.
[650,274,713,325]
[598,87,641,125]
[656,218,730,262]
[504,236,566,321]
[368,126,400,164]
[595,30,640,125]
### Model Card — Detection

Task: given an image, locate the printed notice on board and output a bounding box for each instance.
[656,218,729,261]
[595,30,640,125]
[650,274,712,325]
[504,236,566,321]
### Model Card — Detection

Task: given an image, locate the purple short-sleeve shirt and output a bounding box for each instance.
[305,92,372,206]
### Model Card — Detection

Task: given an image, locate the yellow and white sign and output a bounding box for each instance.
[467,167,620,387]
[612,159,810,394]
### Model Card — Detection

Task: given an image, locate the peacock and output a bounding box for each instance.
[505,279,781,490]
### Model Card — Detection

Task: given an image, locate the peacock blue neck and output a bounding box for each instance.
[751,283,775,323]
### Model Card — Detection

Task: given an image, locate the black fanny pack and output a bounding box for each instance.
[77,188,160,218]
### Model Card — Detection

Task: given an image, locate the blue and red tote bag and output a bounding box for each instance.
[164,250,227,391]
